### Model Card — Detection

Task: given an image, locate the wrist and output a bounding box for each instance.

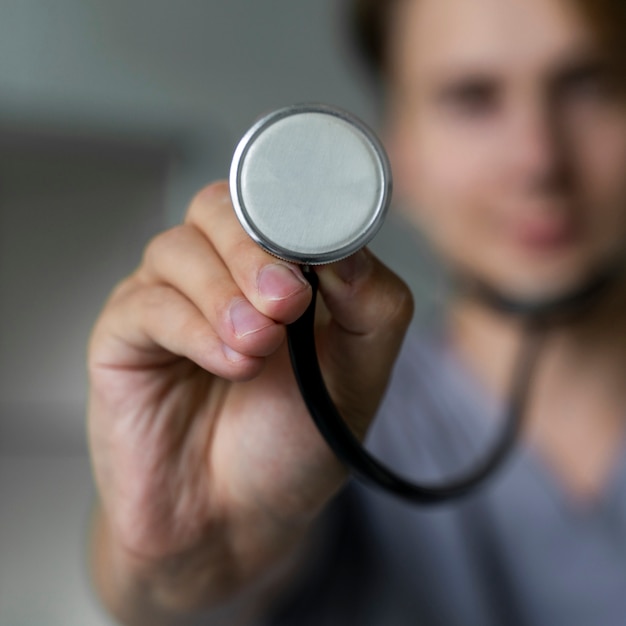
[91,506,218,624]
[89,502,314,625]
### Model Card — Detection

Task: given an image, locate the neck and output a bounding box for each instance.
[448,278,626,501]
[449,278,626,397]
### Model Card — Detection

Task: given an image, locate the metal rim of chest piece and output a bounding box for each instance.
[229,103,392,265]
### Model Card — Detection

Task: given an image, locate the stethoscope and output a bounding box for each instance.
[229,103,618,505]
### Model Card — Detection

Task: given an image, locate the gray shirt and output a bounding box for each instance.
[266,330,626,625]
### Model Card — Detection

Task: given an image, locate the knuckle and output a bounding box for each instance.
[392,286,415,327]
[141,224,192,272]
[141,228,172,268]
[185,180,231,225]
[379,273,415,328]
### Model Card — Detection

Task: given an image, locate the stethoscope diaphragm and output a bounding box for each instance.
[230,103,391,265]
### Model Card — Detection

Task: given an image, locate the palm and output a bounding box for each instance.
[89,342,341,560]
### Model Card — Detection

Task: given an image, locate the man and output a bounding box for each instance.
[88,0,626,623]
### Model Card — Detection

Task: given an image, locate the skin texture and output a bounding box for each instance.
[89,0,626,622]
[88,182,412,623]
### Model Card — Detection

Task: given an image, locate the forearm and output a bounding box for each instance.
[89,504,309,626]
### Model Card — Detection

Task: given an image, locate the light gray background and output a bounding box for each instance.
[0,2,440,624]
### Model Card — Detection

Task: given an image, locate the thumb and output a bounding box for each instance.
[314,249,414,437]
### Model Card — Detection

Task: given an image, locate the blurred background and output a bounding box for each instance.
[0,1,438,624]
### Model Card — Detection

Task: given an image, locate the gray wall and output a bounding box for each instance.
[0,2,437,624]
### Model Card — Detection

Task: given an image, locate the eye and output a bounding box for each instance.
[555,62,615,102]
[439,79,499,118]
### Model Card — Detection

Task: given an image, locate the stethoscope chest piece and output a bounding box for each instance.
[229,103,392,265]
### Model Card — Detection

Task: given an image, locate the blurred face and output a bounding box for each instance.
[387,0,626,302]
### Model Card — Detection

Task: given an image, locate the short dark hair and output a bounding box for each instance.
[347,0,397,82]
[574,0,626,72]
[348,0,626,82]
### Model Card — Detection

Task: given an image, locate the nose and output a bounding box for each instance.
[505,96,572,197]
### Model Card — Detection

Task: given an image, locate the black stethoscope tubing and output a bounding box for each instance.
[287,268,546,504]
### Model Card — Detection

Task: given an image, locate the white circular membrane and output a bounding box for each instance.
[230,105,391,264]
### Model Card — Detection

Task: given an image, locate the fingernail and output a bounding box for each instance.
[223,344,246,362]
[229,299,273,338]
[333,250,371,284]
[257,263,309,301]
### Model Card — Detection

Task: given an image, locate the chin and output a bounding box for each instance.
[480,255,624,314]
[498,273,588,303]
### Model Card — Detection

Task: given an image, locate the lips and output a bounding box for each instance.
[506,214,581,252]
